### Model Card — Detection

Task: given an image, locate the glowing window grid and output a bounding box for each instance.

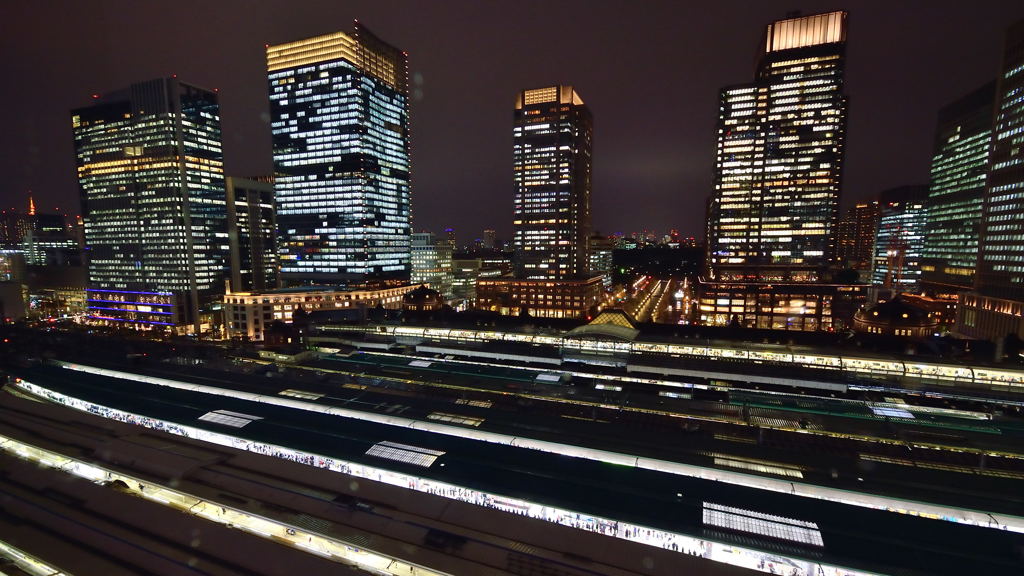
[365,441,445,467]
[703,502,824,546]
[198,410,263,428]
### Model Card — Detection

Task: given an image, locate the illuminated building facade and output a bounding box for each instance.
[852,297,938,339]
[588,234,615,288]
[226,176,277,292]
[451,258,482,303]
[513,86,592,281]
[21,231,79,267]
[697,279,866,332]
[476,276,603,320]
[71,77,228,332]
[835,201,878,271]
[268,23,411,287]
[870,186,928,290]
[410,232,453,298]
[959,20,1024,344]
[975,20,1024,302]
[483,229,496,249]
[708,11,848,282]
[921,82,995,292]
[223,284,416,341]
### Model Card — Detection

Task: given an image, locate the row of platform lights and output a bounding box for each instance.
[337,351,1004,451]
[0,539,68,576]
[41,363,1024,533]
[0,433,447,576]
[7,381,866,576]
[363,325,1024,389]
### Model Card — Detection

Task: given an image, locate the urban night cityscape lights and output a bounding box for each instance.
[4,6,1024,576]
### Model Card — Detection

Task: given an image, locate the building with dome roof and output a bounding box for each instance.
[852,296,938,338]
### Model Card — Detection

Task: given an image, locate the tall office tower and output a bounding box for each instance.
[921,82,995,292]
[445,228,456,250]
[976,21,1024,300]
[835,201,879,271]
[483,229,496,249]
[512,85,593,280]
[71,78,227,332]
[707,11,848,282]
[410,232,453,298]
[959,20,1024,343]
[226,176,278,292]
[268,22,411,288]
[871,186,928,290]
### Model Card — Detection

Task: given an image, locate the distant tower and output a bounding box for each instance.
[410,232,453,298]
[513,86,592,280]
[707,11,848,282]
[872,186,928,290]
[27,194,35,217]
[226,176,278,292]
[836,201,879,271]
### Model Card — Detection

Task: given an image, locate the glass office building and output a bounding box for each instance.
[976,21,1024,301]
[71,77,227,332]
[708,11,848,282]
[410,232,453,299]
[513,86,592,281]
[871,186,928,290]
[922,82,995,292]
[835,201,878,272]
[226,176,278,292]
[268,22,411,287]
[958,20,1024,343]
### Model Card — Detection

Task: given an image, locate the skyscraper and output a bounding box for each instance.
[958,19,1024,344]
[226,176,278,292]
[922,82,996,292]
[71,78,227,332]
[976,21,1024,301]
[835,201,879,272]
[476,86,602,319]
[513,85,592,280]
[871,186,928,290]
[707,11,848,282]
[267,22,411,287]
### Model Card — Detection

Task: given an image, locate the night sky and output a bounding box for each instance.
[1,1,1021,242]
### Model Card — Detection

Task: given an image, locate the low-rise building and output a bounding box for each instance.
[696,279,868,332]
[224,284,417,341]
[476,275,605,320]
[956,292,1024,343]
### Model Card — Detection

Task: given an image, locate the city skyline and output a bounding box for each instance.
[2,1,1022,240]
[5,5,1024,574]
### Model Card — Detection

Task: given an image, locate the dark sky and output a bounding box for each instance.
[1,1,1021,242]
